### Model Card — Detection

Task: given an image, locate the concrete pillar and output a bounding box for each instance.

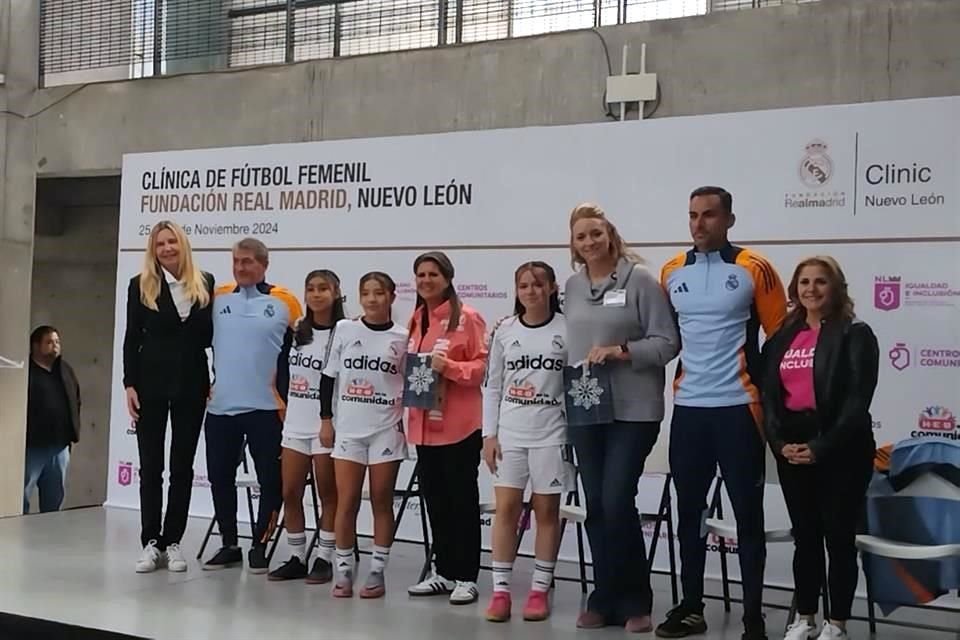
[0,0,39,517]
[164,0,228,75]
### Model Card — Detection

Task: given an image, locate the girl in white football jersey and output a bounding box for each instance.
[269,270,344,583]
[319,272,409,599]
[482,261,571,623]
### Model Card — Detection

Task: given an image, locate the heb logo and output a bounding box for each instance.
[507,382,537,400]
[290,374,310,393]
[918,406,956,432]
[345,378,374,398]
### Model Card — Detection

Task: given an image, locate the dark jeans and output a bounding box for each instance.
[417,430,482,582]
[777,411,874,620]
[205,410,282,548]
[569,421,661,622]
[670,405,766,624]
[23,444,70,513]
[136,392,205,549]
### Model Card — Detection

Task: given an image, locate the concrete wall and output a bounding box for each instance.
[30,193,119,510]
[0,0,39,518]
[32,0,960,176]
[3,0,959,514]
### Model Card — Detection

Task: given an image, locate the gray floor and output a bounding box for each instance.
[0,507,955,639]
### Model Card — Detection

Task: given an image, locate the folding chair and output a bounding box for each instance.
[196,437,260,560]
[355,460,432,581]
[266,467,323,563]
[704,450,824,632]
[556,441,679,597]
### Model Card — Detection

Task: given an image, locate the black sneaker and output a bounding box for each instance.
[305,557,333,585]
[202,546,242,571]
[655,604,707,638]
[247,544,269,575]
[268,556,307,581]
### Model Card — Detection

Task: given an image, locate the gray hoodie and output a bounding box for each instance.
[563,258,680,423]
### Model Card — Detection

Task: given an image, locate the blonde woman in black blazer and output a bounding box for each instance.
[122,221,214,574]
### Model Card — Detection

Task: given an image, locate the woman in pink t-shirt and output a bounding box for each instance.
[760,256,879,640]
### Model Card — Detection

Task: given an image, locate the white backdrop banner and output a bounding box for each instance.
[109,96,960,591]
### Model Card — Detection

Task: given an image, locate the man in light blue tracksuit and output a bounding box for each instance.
[657,187,787,640]
[202,238,302,574]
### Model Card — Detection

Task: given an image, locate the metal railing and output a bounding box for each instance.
[39,0,820,87]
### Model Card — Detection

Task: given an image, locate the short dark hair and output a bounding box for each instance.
[690,186,733,214]
[30,325,59,347]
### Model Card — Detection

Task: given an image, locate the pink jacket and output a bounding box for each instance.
[406,301,487,447]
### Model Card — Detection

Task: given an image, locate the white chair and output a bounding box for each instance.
[555,439,678,597]
[704,450,807,625]
[196,440,262,560]
[855,472,960,635]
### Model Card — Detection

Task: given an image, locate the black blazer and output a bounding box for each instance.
[761,316,879,463]
[122,271,215,399]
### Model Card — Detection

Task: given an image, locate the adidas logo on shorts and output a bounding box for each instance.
[550,478,562,488]
[382,448,393,456]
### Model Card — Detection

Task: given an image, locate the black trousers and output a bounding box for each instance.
[417,430,482,582]
[135,392,206,549]
[204,410,282,548]
[776,411,874,620]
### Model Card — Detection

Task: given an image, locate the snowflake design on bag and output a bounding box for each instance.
[568,372,604,410]
[407,362,435,396]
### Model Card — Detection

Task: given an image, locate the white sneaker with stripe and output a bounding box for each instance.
[449,581,479,605]
[407,572,455,596]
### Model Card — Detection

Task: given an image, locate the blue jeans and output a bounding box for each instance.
[23,445,70,513]
[670,404,766,624]
[569,421,661,622]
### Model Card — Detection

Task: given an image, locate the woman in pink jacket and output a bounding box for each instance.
[405,251,488,605]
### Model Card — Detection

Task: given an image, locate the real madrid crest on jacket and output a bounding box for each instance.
[482,313,567,448]
[209,281,301,416]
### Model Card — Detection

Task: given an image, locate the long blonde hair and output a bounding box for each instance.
[139,221,210,311]
[568,203,642,270]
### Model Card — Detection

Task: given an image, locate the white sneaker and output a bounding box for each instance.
[165,543,188,573]
[136,540,162,573]
[449,581,479,605]
[817,623,848,639]
[784,616,818,640]
[408,572,455,596]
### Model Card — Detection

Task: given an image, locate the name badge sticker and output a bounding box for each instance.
[603,289,627,307]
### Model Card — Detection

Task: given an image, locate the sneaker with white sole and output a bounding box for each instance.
[817,623,847,640]
[408,572,455,596]
[783,617,818,640]
[449,581,479,605]
[136,540,162,573]
[165,543,188,573]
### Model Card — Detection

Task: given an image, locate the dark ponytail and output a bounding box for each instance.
[410,251,461,335]
[513,261,561,317]
[295,269,345,347]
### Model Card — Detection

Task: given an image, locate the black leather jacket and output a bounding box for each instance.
[761,316,879,463]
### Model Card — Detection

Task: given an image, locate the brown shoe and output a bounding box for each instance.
[626,615,653,633]
[576,610,606,629]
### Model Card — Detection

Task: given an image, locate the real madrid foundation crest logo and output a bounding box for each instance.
[785,139,846,210]
[799,139,833,188]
